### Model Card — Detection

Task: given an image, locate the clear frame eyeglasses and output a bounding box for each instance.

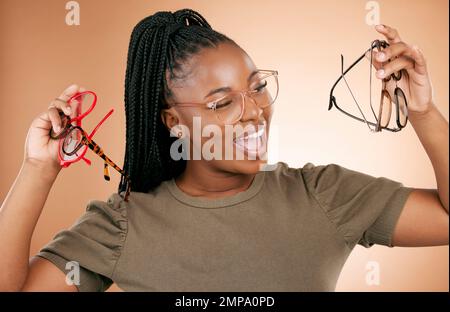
[166,69,279,125]
[329,39,409,132]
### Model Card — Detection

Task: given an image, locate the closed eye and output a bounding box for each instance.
[214,99,232,110]
[253,80,267,92]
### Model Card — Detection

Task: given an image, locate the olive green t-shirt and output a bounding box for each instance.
[36,161,414,291]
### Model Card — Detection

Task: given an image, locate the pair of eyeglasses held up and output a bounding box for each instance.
[49,91,131,201]
[329,39,409,132]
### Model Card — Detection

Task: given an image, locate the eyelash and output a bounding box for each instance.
[254,80,267,92]
[207,80,268,110]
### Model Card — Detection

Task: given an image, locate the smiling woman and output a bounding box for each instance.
[0,6,448,293]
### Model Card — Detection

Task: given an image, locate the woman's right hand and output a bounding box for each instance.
[23,84,84,174]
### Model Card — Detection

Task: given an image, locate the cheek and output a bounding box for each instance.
[263,107,273,135]
[179,109,217,133]
[263,106,273,122]
[182,110,223,149]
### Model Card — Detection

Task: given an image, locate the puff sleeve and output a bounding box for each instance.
[301,162,415,249]
[35,193,128,291]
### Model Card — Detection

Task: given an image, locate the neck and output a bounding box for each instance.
[175,160,255,199]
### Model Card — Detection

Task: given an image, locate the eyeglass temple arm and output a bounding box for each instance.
[79,108,113,167]
[83,135,130,184]
[328,49,369,110]
[329,58,401,134]
[81,135,132,201]
[88,108,115,139]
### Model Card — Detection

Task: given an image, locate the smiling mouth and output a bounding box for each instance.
[233,122,267,158]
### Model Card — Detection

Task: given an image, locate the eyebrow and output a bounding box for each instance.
[203,70,259,99]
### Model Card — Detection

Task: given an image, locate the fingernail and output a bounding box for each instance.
[377,69,385,78]
[55,125,61,133]
[376,24,384,30]
[377,52,385,60]
[67,84,79,92]
[65,106,72,114]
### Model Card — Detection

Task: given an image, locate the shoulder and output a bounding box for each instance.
[296,161,378,194]
[82,193,128,229]
[36,192,130,286]
[266,161,379,196]
[262,161,328,194]
[264,161,329,184]
[117,181,168,209]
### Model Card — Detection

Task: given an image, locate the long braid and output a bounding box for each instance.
[119,9,236,195]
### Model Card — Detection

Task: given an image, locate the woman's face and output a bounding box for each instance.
[162,42,274,175]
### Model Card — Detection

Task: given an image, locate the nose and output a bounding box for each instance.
[239,93,263,123]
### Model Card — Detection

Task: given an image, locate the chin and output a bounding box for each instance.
[220,158,268,175]
[239,159,268,174]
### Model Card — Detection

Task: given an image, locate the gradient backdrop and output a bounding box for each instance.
[0,0,448,291]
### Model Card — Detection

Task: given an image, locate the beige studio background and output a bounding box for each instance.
[0,0,448,291]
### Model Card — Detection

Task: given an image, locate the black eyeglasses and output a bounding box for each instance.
[329,39,409,132]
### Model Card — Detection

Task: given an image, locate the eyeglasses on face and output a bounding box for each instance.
[165,69,279,125]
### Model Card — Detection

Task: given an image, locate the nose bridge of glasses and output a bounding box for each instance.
[240,91,263,119]
[242,89,256,102]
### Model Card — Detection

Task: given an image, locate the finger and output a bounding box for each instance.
[68,86,86,119]
[49,98,72,116]
[408,45,428,75]
[58,84,80,101]
[376,56,414,79]
[48,106,63,134]
[375,41,409,63]
[381,45,428,76]
[375,24,402,44]
[56,84,80,115]
[365,49,383,70]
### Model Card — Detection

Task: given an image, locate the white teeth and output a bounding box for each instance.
[234,126,266,154]
[246,127,264,139]
[235,127,265,142]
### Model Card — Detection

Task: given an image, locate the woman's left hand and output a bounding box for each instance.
[371,24,434,115]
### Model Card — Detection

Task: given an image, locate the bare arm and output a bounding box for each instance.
[372,25,449,246]
[0,84,82,291]
[392,106,449,247]
[22,257,77,291]
[0,160,77,291]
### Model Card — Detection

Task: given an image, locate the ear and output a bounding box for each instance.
[160,107,180,133]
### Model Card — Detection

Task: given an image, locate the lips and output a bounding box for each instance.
[233,122,266,141]
[233,122,267,158]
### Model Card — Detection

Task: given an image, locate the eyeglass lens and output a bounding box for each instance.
[372,41,406,130]
[57,92,96,161]
[213,73,278,124]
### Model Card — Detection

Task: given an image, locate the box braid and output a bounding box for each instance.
[118,9,237,195]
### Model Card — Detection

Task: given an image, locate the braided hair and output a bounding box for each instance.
[118,9,237,195]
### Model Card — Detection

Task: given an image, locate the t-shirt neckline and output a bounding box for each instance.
[164,171,266,208]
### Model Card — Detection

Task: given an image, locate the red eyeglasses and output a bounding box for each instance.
[49,91,131,201]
